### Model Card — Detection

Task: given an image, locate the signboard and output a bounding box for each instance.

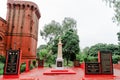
[74,60,80,67]
[100,51,113,74]
[38,60,44,67]
[85,62,101,74]
[4,49,21,75]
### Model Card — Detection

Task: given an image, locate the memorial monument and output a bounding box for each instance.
[43,37,76,75]
[56,37,64,69]
[85,50,113,75]
[4,49,22,78]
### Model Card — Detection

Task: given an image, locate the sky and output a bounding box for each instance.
[0,0,119,49]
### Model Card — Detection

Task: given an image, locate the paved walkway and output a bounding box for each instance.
[0,67,120,80]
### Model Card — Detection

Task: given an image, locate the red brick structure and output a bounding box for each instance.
[0,0,41,68]
[0,17,7,56]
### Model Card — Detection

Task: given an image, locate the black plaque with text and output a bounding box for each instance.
[4,50,20,75]
[38,60,44,67]
[57,61,62,67]
[74,60,80,67]
[100,51,113,74]
[85,62,101,74]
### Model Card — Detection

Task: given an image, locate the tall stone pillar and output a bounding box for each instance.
[56,37,64,69]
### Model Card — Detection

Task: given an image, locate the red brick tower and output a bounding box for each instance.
[6,0,41,61]
[0,17,7,56]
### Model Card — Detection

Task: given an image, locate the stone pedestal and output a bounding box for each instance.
[56,58,64,69]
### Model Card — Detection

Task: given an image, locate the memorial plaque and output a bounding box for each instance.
[38,60,44,67]
[74,60,80,67]
[85,62,101,74]
[100,51,113,74]
[57,61,62,67]
[4,50,20,75]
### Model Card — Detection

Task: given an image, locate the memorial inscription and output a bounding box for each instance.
[85,63,101,74]
[57,61,62,67]
[74,60,80,67]
[38,60,44,67]
[4,50,20,75]
[100,51,113,74]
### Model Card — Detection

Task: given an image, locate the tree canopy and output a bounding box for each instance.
[103,0,120,25]
[85,43,119,57]
[40,17,77,44]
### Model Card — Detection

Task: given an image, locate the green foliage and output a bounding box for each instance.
[37,46,56,66]
[88,43,118,57]
[112,55,120,64]
[32,60,37,67]
[37,49,48,60]
[64,59,73,67]
[30,63,34,70]
[103,0,120,25]
[76,52,88,62]
[86,56,98,62]
[40,17,77,45]
[103,0,120,64]
[45,54,56,64]
[0,69,3,75]
[62,17,77,34]
[20,63,26,73]
[117,32,120,55]
[0,62,4,75]
[62,29,80,61]
[81,43,119,63]
[40,20,62,43]
[0,55,5,63]
[37,45,47,53]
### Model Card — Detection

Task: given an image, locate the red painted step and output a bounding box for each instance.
[43,68,76,75]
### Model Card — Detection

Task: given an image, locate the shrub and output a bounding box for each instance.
[20,63,26,73]
[112,55,120,64]
[0,55,5,63]
[86,56,98,62]
[0,62,4,75]
[32,60,36,67]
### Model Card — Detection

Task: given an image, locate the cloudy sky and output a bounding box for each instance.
[0,0,119,49]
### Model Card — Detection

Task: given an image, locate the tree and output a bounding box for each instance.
[88,43,108,57]
[103,0,120,25]
[62,17,77,34]
[103,0,120,61]
[40,17,77,45]
[37,49,48,60]
[87,43,119,57]
[37,45,47,53]
[40,20,62,44]
[62,29,80,61]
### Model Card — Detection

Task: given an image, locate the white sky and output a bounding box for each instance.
[0,0,119,49]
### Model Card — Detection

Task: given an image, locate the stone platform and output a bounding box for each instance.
[43,68,76,75]
[0,67,120,80]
